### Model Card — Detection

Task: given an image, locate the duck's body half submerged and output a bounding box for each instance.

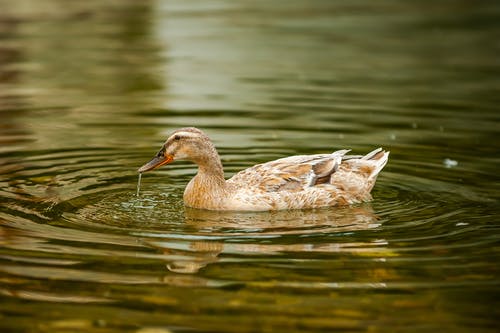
[138,127,389,211]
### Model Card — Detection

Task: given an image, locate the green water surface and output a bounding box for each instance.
[0,1,499,332]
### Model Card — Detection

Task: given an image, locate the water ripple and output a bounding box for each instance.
[1,1,499,330]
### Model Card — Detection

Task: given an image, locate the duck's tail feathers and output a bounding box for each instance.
[363,148,390,180]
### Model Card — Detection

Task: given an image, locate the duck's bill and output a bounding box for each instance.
[138,154,174,173]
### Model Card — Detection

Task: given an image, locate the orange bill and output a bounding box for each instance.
[138,154,174,173]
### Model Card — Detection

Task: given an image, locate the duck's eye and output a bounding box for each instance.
[174,135,181,141]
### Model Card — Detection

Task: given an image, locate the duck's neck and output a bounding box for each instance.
[183,147,228,209]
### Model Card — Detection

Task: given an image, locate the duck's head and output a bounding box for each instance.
[138,127,214,173]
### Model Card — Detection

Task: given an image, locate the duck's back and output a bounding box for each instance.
[225,148,389,210]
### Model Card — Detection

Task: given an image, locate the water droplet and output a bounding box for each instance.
[136,173,142,196]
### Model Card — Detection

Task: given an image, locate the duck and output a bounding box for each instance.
[138,127,389,211]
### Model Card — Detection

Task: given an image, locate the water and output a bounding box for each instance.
[1,1,499,332]
[136,173,142,197]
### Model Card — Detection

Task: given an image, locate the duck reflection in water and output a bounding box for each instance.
[147,204,385,274]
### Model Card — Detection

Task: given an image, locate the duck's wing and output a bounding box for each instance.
[228,150,351,193]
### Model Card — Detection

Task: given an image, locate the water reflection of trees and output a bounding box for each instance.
[0,1,163,150]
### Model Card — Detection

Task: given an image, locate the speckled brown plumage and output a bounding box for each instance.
[138,127,389,211]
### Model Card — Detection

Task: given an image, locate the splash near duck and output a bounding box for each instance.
[138,127,389,211]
